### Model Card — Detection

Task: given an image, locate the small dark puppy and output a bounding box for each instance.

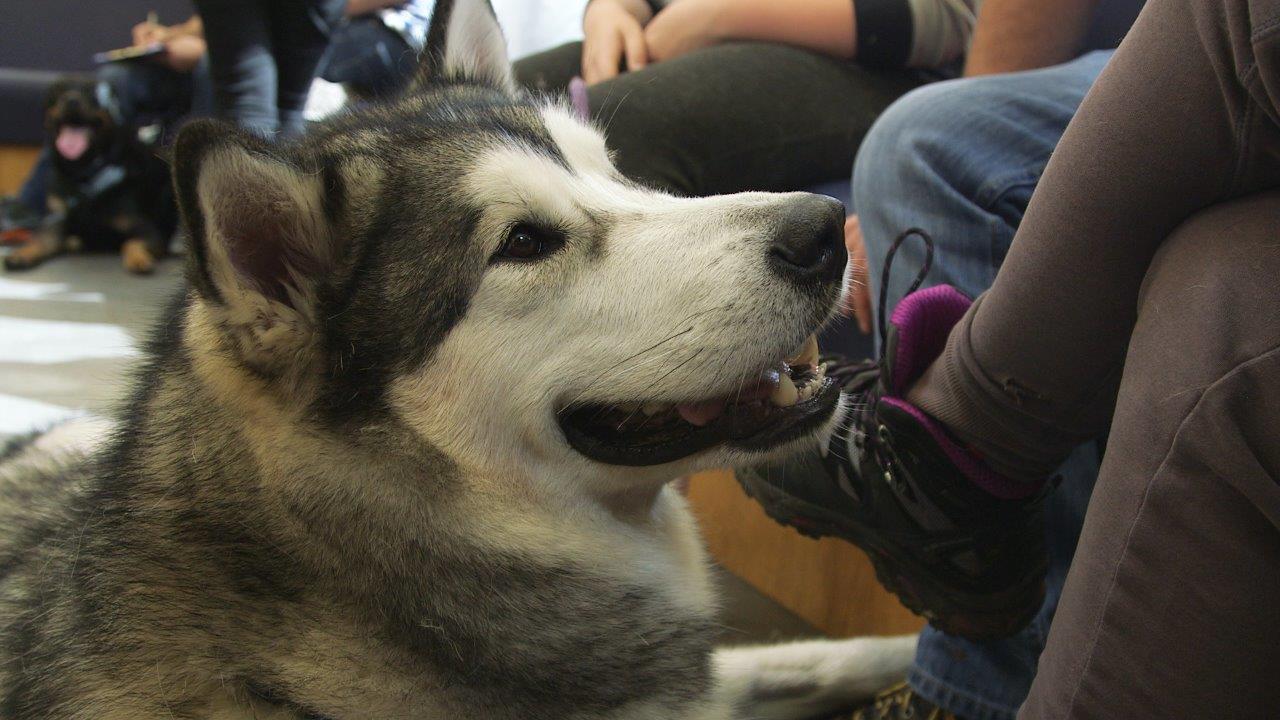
[5,77,176,274]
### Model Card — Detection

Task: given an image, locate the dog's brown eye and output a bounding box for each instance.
[494,223,565,263]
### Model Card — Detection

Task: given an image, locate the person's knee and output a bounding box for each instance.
[1133,192,1280,384]
[512,41,582,95]
[852,78,1010,218]
[1142,193,1280,309]
[850,81,991,292]
[587,77,698,194]
[94,63,133,92]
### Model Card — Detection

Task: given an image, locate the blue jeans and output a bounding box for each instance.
[318,16,417,99]
[194,0,345,137]
[850,51,1113,720]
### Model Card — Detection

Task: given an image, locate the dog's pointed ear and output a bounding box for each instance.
[173,119,338,366]
[414,0,514,92]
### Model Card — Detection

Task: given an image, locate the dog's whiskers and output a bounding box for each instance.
[556,305,731,413]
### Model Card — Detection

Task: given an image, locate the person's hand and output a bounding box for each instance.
[644,0,730,63]
[159,34,206,74]
[841,215,873,334]
[131,20,169,46]
[582,0,649,85]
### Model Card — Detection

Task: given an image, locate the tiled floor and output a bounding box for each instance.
[0,252,819,645]
[0,255,183,434]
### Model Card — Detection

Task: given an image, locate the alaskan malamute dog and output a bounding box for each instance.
[0,2,914,717]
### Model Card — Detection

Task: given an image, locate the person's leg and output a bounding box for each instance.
[854,52,1112,337]
[742,0,1280,646]
[193,0,279,135]
[319,16,417,99]
[188,56,215,121]
[567,42,923,197]
[95,60,192,130]
[1020,192,1280,718]
[267,0,346,137]
[512,41,584,96]
[905,0,1280,482]
[839,55,1107,720]
[13,149,52,218]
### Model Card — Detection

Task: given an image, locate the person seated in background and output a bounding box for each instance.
[740,0,1280,716]
[191,0,347,138]
[512,0,977,198]
[0,1,432,242]
[826,0,1136,715]
[319,0,433,100]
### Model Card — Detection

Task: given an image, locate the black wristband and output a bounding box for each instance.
[855,0,914,69]
[586,0,665,16]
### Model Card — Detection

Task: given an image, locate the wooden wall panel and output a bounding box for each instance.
[0,145,40,196]
[687,469,924,638]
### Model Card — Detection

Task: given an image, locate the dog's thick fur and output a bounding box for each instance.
[0,3,914,717]
[5,77,175,274]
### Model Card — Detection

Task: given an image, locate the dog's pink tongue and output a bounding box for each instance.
[676,399,727,427]
[55,126,91,161]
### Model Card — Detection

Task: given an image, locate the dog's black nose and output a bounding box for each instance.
[767,194,847,285]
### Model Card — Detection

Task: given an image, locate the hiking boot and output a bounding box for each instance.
[843,682,963,720]
[737,230,1049,640]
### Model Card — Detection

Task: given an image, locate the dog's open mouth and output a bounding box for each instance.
[560,335,841,466]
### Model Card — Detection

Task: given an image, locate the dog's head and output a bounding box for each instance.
[173,0,847,496]
[45,77,123,166]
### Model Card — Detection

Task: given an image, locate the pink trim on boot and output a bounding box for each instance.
[888,285,971,394]
[882,398,1038,500]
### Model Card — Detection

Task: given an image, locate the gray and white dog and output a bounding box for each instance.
[0,2,915,717]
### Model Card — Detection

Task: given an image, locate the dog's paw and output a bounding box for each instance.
[3,241,49,271]
[713,635,917,720]
[122,239,157,275]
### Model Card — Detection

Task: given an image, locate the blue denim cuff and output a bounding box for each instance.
[910,665,1021,720]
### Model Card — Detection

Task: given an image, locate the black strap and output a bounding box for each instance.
[855,0,915,69]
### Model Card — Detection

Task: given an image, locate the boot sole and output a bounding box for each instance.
[738,469,1044,640]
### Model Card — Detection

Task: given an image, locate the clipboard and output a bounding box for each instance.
[93,42,164,65]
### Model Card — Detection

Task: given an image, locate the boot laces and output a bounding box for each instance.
[827,228,936,488]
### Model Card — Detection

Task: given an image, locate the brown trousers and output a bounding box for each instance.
[904,0,1280,715]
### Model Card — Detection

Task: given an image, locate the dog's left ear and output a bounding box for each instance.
[173,119,344,370]
[413,0,515,92]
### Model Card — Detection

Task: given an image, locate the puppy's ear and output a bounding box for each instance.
[44,75,92,109]
[44,80,73,109]
[173,119,338,368]
[413,0,514,92]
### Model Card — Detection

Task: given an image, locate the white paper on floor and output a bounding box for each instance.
[0,316,137,364]
[0,277,104,303]
[0,393,79,435]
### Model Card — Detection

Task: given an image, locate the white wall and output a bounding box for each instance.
[491,0,588,60]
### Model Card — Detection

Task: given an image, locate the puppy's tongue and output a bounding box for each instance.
[676,399,727,427]
[55,126,91,161]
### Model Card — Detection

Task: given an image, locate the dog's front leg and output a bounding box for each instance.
[711,635,918,720]
[4,219,65,271]
[113,214,162,274]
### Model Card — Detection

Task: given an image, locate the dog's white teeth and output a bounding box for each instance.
[792,362,828,403]
[786,334,820,367]
[770,373,799,407]
[641,402,668,416]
